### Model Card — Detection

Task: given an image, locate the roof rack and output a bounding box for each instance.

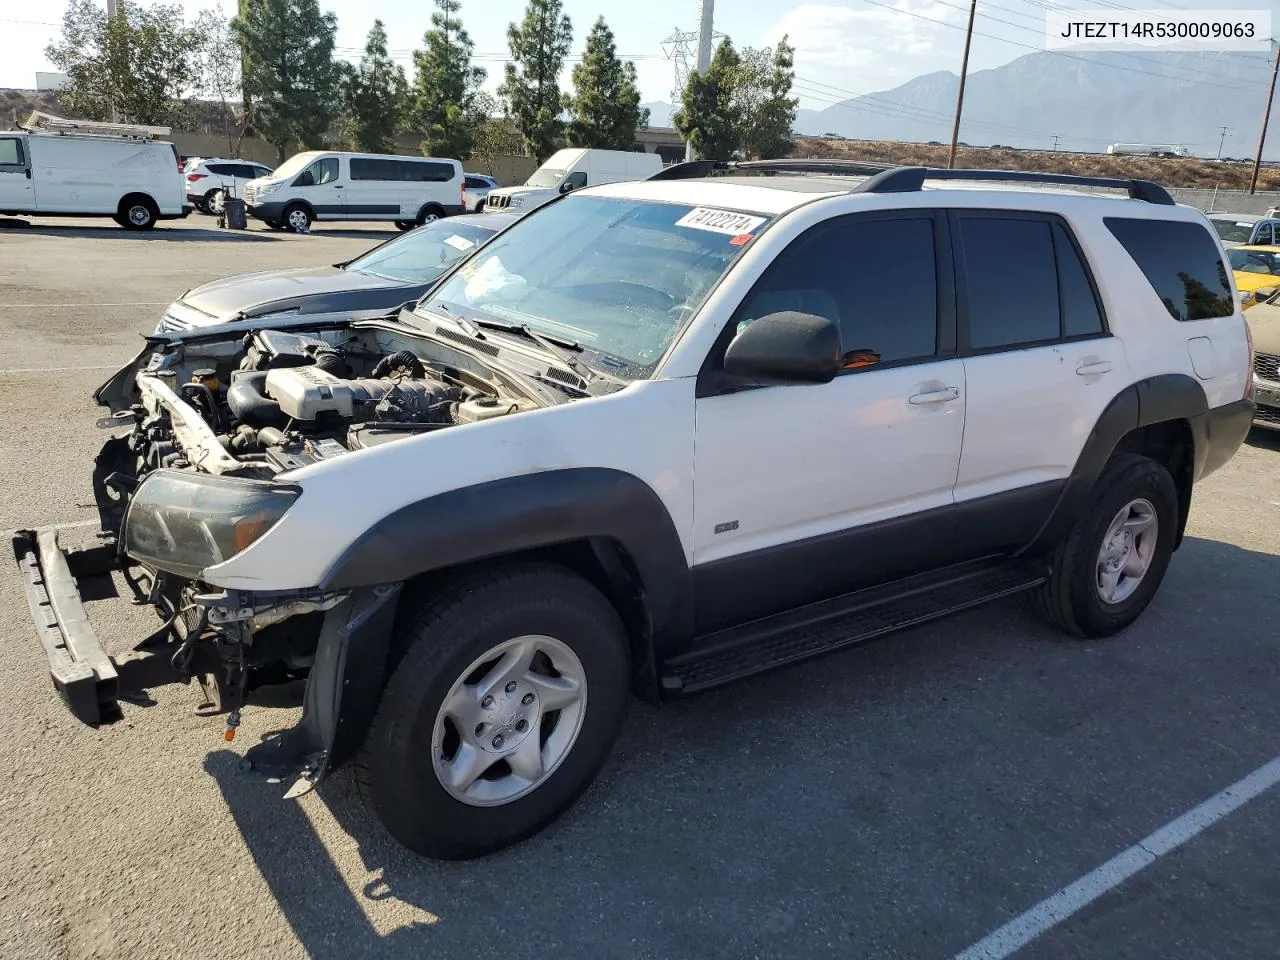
[649,158,1175,205]
[21,110,170,141]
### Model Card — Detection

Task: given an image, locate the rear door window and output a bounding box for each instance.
[351,158,403,181]
[956,214,1106,350]
[401,160,456,182]
[1105,217,1234,321]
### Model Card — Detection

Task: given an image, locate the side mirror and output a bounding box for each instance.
[559,180,573,194]
[723,311,842,385]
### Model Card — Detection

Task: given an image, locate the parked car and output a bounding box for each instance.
[184,157,275,215]
[18,163,1253,861]
[155,212,515,332]
[483,148,663,215]
[1206,212,1280,247]
[1226,245,1280,307]
[1243,293,1280,429]
[243,151,465,233]
[0,111,188,230]
[463,173,500,212]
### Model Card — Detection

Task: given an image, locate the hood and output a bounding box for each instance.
[179,265,413,322]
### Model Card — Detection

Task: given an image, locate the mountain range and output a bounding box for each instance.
[647,50,1280,159]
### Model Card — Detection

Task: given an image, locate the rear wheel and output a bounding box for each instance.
[394,220,415,231]
[119,195,158,231]
[206,189,225,216]
[416,204,445,226]
[1025,452,1178,637]
[283,204,311,233]
[356,564,629,859]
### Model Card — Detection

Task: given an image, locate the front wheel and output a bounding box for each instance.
[1025,452,1178,637]
[394,220,415,231]
[283,204,311,233]
[356,564,630,859]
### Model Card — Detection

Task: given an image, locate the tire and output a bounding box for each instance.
[356,563,630,859]
[119,195,157,231]
[416,204,445,226]
[205,189,225,216]
[1025,452,1178,638]
[394,220,415,231]
[282,204,311,233]
[474,198,486,212]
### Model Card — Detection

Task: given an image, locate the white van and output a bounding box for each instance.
[0,113,188,230]
[483,148,664,214]
[243,151,464,233]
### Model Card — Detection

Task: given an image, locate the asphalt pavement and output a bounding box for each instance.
[1,214,1278,960]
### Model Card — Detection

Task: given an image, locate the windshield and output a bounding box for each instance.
[416,195,771,376]
[1212,218,1255,243]
[347,220,498,283]
[525,167,566,188]
[271,152,320,181]
[1228,247,1280,274]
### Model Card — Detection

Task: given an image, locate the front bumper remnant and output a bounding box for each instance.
[14,529,120,725]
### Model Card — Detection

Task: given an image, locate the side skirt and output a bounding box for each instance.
[660,557,1045,696]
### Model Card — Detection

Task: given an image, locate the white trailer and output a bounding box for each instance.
[1106,143,1190,158]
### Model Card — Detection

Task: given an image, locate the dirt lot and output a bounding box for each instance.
[1,215,1279,960]
[795,138,1280,191]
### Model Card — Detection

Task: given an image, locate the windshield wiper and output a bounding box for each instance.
[471,318,594,382]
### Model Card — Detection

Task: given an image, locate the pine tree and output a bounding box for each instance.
[343,20,409,154]
[738,35,798,160]
[673,39,741,161]
[499,0,573,162]
[568,18,648,149]
[234,0,339,161]
[410,0,486,160]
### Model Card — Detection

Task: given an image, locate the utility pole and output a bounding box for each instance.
[106,0,119,122]
[1251,41,1279,194]
[1217,125,1229,159]
[685,0,715,161]
[948,0,978,169]
[1051,134,1061,152]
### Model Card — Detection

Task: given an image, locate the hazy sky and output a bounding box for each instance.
[3,0,1278,112]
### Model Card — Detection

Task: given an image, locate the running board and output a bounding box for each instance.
[661,559,1046,695]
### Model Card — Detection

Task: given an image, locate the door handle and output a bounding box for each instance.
[333,184,344,189]
[909,386,960,405]
[1075,360,1112,376]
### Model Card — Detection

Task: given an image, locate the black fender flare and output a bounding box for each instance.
[320,467,695,652]
[1023,373,1207,555]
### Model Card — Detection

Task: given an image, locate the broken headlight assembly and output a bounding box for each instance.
[123,470,299,579]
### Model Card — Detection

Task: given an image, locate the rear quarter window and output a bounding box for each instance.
[1105,217,1234,321]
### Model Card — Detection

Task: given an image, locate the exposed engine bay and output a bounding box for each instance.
[64,317,563,755]
[103,321,546,494]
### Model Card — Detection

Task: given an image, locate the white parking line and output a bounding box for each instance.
[0,364,119,374]
[955,754,1280,960]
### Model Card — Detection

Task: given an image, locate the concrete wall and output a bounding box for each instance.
[168,130,538,186]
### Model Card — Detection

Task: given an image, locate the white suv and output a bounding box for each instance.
[18,161,1255,860]
[184,158,275,215]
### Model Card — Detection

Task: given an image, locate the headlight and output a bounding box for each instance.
[123,470,299,579]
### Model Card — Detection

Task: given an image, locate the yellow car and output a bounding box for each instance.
[1227,244,1280,308]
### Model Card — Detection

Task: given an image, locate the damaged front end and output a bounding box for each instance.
[16,521,400,794]
[16,313,551,793]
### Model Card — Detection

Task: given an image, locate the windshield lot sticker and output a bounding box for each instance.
[443,234,476,251]
[676,207,767,236]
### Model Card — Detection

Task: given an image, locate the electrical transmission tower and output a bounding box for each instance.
[661,24,724,104]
